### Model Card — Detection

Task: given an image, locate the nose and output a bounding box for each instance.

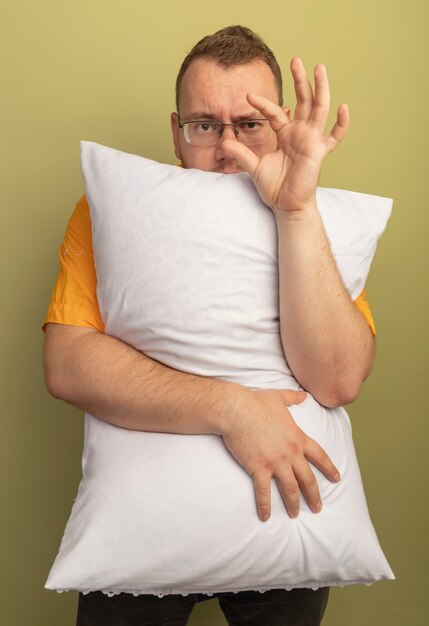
[215,124,240,171]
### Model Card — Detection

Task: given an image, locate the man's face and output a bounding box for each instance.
[171,58,281,173]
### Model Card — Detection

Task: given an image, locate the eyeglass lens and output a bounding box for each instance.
[182,120,272,146]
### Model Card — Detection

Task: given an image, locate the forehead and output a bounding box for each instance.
[179,58,279,119]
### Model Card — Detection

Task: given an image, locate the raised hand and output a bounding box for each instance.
[222,58,350,215]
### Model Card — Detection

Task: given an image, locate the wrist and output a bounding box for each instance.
[273,202,322,229]
[213,383,252,438]
[272,200,318,223]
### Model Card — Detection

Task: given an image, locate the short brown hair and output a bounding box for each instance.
[175,25,283,111]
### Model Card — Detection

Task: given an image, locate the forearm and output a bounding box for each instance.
[44,323,341,521]
[43,323,242,435]
[275,207,375,407]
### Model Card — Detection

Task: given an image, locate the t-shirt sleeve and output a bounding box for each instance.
[42,195,376,337]
[42,195,105,333]
[353,288,376,335]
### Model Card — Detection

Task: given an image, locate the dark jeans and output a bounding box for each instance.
[76,587,329,625]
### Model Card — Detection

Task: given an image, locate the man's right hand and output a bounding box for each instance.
[44,325,340,522]
[222,388,340,521]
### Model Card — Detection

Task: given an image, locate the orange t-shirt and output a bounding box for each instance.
[43,195,376,335]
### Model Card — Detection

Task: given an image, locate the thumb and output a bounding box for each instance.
[279,389,307,406]
[219,139,260,176]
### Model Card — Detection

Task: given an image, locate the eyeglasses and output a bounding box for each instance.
[178,119,273,147]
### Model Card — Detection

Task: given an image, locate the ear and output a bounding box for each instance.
[170,112,182,161]
[282,106,292,122]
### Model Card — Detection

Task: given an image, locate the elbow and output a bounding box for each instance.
[43,323,99,403]
[315,382,363,408]
[43,335,73,402]
[320,351,375,408]
[43,359,69,401]
[293,353,374,409]
[298,371,364,408]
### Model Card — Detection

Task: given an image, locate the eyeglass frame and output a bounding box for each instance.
[177,117,272,146]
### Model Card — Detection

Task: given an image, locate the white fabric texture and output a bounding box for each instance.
[46,141,394,596]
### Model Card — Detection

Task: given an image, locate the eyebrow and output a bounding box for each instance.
[183,111,262,122]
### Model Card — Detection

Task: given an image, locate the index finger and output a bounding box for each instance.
[246,93,289,133]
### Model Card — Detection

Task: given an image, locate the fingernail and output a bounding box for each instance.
[262,513,270,522]
[314,503,322,513]
[334,473,341,482]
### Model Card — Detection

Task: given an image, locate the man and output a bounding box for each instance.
[43,25,376,626]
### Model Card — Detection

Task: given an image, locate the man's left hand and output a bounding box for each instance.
[223,58,349,215]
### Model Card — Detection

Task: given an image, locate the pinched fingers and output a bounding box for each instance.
[220,138,260,176]
[246,93,290,133]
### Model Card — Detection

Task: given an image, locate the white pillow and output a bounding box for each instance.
[46,142,394,597]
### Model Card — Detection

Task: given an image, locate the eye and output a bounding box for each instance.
[238,120,263,131]
[194,122,217,134]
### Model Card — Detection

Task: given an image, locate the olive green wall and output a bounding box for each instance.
[1,0,427,624]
